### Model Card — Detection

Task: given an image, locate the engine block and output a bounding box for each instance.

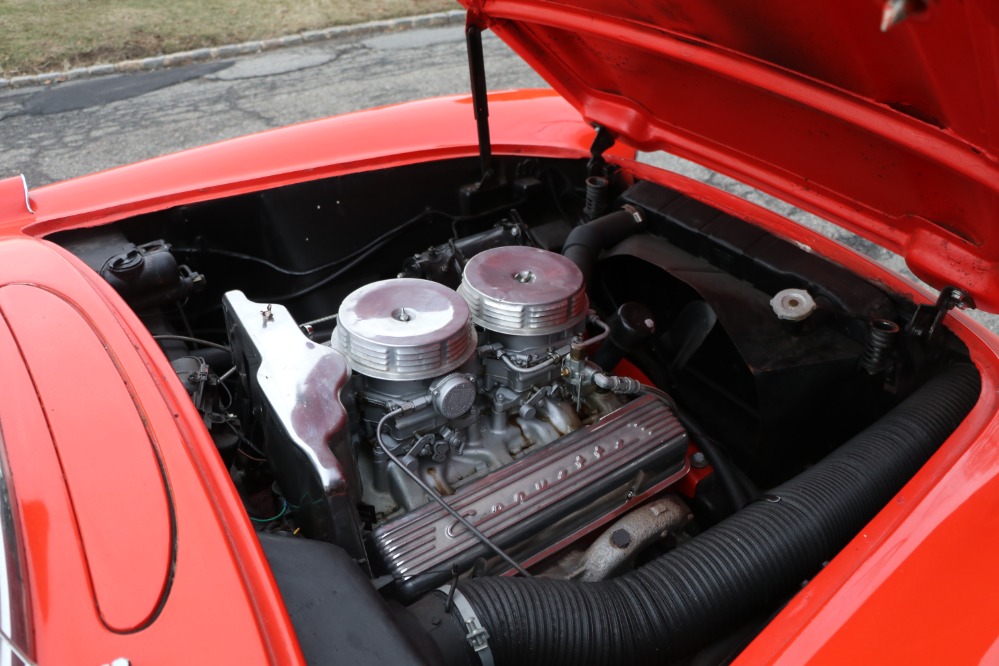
[224,244,694,596]
[373,394,688,596]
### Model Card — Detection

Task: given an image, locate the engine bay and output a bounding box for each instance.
[50,154,979,664]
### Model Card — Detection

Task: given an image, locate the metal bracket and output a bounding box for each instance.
[438,584,495,666]
[907,286,975,343]
[587,125,616,177]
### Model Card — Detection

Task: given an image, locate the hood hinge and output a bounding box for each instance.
[907,285,975,343]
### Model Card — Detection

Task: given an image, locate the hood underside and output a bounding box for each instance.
[462,0,999,311]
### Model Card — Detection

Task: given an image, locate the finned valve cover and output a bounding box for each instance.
[458,246,588,336]
[373,394,688,596]
[332,278,476,381]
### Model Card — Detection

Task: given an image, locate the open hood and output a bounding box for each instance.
[461,0,999,311]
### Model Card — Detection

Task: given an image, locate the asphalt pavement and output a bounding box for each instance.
[0,21,994,330]
[0,25,544,187]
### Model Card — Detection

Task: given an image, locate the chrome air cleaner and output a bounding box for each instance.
[457,246,588,336]
[332,278,476,381]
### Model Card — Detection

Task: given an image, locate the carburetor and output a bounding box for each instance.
[332,277,480,514]
[333,247,635,519]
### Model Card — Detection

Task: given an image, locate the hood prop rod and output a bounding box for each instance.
[465,21,494,186]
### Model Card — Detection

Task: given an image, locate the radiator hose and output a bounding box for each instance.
[407,363,980,665]
[561,206,645,285]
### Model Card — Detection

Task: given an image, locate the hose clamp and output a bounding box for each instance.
[437,584,494,666]
[622,203,644,223]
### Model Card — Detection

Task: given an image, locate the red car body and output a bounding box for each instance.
[1,1,998,663]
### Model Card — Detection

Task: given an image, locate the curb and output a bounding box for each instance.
[0,9,466,90]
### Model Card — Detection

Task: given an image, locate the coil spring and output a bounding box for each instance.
[861,319,899,374]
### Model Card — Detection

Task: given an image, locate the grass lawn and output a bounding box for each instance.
[0,0,456,76]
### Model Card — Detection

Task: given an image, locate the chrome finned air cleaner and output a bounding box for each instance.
[332,278,476,381]
[457,246,588,336]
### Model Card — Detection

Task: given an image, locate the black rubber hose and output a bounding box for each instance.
[641,385,752,513]
[562,207,645,285]
[409,363,980,665]
[677,405,753,511]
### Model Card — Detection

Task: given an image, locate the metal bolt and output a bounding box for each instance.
[610,529,632,549]
[513,270,535,283]
[691,451,708,468]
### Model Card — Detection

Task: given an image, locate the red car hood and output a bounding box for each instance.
[461,0,999,311]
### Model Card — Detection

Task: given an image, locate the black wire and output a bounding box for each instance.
[689,427,752,512]
[172,247,327,276]
[176,301,195,337]
[182,209,440,304]
[174,210,430,278]
[446,197,528,238]
[172,173,560,309]
[224,419,268,460]
[153,334,231,353]
[641,385,753,512]
[238,448,266,463]
[267,201,536,302]
[174,207,446,285]
[376,409,532,577]
[266,228,413,302]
